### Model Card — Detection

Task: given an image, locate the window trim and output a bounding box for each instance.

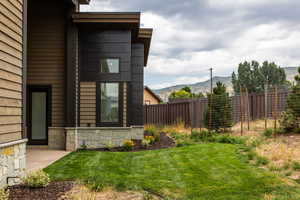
[99,57,120,74]
[96,82,123,127]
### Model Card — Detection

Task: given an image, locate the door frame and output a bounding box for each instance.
[27,85,52,145]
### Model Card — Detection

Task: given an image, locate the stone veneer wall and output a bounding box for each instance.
[48,128,66,150]
[66,126,144,151]
[0,139,27,188]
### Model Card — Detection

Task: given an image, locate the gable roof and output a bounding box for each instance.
[144,86,163,103]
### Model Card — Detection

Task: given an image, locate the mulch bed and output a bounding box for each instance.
[95,132,176,152]
[8,181,75,200]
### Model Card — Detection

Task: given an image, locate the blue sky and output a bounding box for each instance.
[81,0,300,89]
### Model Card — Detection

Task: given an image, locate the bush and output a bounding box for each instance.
[211,135,245,144]
[0,188,9,200]
[279,110,299,133]
[262,128,274,138]
[145,125,160,142]
[292,161,300,171]
[123,140,135,151]
[176,138,194,147]
[142,139,150,148]
[22,170,50,188]
[190,130,214,142]
[145,135,155,144]
[255,156,269,166]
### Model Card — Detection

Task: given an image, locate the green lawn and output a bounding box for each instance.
[45,144,300,200]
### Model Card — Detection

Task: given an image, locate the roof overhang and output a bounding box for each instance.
[72,12,141,37]
[79,0,90,4]
[136,28,153,66]
[67,0,90,5]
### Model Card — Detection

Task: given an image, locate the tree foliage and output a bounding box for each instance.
[169,86,204,100]
[232,61,287,94]
[280,67,300,133]
[204,82,233,132]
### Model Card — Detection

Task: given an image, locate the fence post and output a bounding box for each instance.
[240,86,244,136]
[246,88,250,131]
[274,86,278,137]
[264,83,268,130]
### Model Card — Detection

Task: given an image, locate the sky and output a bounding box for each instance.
[81,0,300,90]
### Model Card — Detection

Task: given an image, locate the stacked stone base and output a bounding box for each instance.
[0,139,27,188]
[66,126,144,151]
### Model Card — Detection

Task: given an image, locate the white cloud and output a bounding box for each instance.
[81,0,300,88]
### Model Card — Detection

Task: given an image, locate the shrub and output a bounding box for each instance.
[145,125,158,136]
[211,135,245,144]
[255,156,269,166]
[190,130,214,142]
[176,138,194,147]
[262,128,274,138]
[105,141,114,151]
[22,170,50,188]
[279,110,299,133]
[142,139,150,148]
[0,188,9,200]
[291,161,300,171]
[145,135,155,144]
[123,140,135,151]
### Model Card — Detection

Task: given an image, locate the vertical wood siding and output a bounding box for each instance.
[80,82,96,127]
[27,0,65,127]
[0,0,23,143]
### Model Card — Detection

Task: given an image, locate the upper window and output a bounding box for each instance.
[100,58,119,73]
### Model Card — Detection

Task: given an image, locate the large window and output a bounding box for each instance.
[100,58,119,73]
[99,83,120,124]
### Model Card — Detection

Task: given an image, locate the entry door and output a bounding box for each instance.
[28,86,51,145]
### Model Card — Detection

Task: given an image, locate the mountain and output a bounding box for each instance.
[153,67,299,102]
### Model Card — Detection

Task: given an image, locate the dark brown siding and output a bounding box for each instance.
[27,0,65,127]
[0,0,23,143]
[129,43,144,126]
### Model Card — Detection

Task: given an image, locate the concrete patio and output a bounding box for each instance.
[26,146,70,172]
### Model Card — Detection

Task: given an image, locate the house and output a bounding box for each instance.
[0,0,152,187]
[144,86,163,105]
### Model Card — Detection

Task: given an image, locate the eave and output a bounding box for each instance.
[79,0,90,4]
[136,28,153,66]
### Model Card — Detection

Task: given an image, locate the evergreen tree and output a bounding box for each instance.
[232,61,287,94]
[204,82,233,132]
[287,67,300,118]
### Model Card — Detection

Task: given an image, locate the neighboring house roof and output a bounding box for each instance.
[144,86,163,103]
[72,12,153,66]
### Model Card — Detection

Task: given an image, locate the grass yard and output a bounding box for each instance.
[45,144,300,200]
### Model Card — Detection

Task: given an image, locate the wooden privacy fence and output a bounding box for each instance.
[144,90,289,128]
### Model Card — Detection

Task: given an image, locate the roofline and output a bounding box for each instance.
[144,86,163,103]
[72,12,141,23]
[137,28,153,66]
[79,0,91,4]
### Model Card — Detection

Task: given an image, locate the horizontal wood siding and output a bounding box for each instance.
[0,0,23,143]
[80,82,96,127]
[27,0,65,127]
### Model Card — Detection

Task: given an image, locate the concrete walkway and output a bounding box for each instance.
[26,146,70,172]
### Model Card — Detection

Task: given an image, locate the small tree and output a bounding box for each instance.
[204,82,233,132]
[280,67,300,132]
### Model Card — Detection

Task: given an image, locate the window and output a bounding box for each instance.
[99,83,120,123]
[100,58,119,73]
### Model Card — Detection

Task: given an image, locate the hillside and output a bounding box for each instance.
[154,67,299,101]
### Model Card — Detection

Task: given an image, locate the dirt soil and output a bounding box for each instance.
[8,181,75,200]
[94,132,176,152]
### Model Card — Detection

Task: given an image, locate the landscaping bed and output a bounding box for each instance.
[8,181,75,200]
[95,132,175,152]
